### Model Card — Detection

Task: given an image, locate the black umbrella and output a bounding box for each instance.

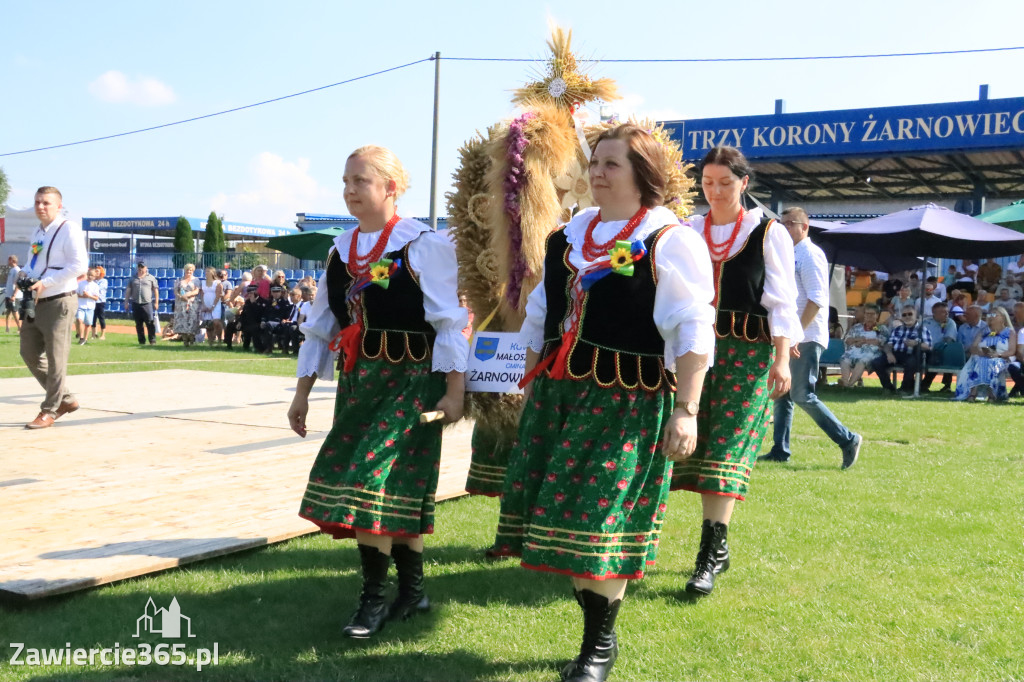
[809,220,931,272]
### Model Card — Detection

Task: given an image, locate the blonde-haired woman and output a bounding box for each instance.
[288,145,466,639]
[954,306,1017,402]
[200,267,224,345]
[173,264,201,346]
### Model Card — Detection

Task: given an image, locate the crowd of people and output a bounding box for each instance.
[834,258,1024,401]
[163,264,317,354]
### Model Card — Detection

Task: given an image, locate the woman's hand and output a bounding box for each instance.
[433,391,464,425]
[660,410,698,462]
[288,394,309,437]
[767,358,791,400]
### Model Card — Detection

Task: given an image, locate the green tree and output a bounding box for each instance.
[172,216,194,268]
[0,166,10,215]
[202,211,226,267]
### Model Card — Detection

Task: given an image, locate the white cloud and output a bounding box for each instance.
[602,92,684,124]
[88,71,176,106]
[208,152,341,228]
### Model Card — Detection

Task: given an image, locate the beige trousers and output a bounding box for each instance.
[19,294,76,415]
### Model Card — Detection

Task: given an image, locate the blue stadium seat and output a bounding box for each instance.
[231,269,242,279]
[293,269,305,280]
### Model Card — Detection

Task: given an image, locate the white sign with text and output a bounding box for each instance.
[466,332,526,394]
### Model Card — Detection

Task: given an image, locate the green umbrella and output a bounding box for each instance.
[266,226,348,261]
[976,199,1024,234]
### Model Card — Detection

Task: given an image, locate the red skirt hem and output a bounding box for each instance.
[520,560,656,581]
[299,514,429,540]
[669,483,745,502]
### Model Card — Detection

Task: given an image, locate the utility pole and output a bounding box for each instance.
[428,51,441,229]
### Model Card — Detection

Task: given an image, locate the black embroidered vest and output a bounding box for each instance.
[714,217,772,343]
[325,242,435,364]
[541,227,675,391]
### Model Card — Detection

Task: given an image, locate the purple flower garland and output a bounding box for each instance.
[503,112,536,309]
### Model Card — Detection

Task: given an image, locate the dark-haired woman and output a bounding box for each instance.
[670,145,801,596]
[495,125,715,682]
[288,145,468,639]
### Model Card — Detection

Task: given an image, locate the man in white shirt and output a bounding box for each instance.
[19,186,88,429]
[921,282,943,319]
[4,254,23,332]
[761,208,862,469]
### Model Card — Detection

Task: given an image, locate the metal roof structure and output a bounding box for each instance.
[746,149,1024,203]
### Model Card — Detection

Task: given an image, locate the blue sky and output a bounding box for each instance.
[3,0,1024,228]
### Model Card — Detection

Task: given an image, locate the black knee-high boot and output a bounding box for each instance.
[342,544,391,638]
[685,520,729,595]
[563,590,621,682]
[387,543,430,621]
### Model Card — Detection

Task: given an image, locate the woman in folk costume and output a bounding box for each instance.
[670,145,801,596]
[495,125,716,682]
[287,145,468,639]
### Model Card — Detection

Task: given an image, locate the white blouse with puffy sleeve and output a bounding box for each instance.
[520,205,716,371]
[296,218,469,380]
[688,207,803,344]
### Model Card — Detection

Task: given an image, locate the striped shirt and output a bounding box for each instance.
[793,237,830,348]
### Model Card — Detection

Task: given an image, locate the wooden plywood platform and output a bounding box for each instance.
[0,370,472,602]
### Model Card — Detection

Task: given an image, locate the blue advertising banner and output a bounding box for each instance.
[662,97,1024,161]
[84,217,176,230]
[82,217,299,238]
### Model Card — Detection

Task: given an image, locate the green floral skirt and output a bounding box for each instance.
[298,356,447,539]
[465,422,514,497]
[671,337,774,501]
[493,375,674,580]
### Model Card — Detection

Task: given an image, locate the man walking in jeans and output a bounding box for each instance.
[760,208,863,469]
[19,186,88,429]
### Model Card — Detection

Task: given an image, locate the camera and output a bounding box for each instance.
[18,277,39,322]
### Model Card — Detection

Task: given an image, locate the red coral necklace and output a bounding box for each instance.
[348,213,400,275]
[582,206,648,261]
[703,208,745,262]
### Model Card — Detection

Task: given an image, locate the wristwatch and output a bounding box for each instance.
[678,400,699,416]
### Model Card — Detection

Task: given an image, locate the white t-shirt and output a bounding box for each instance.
[77,280,99,311]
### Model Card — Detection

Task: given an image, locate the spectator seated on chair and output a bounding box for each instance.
[948,290,967,325]
[977,258,1003,292]
[957,305,989,354]
[927,275,946,301]
[1001,274,1023,302]
[871,305,931,395]
[920,302,959,393]
[954,307,1017,402]
[888,284,916,320]
[992,287,1018,313]
[839,305,889,388]
[921,282,943,319]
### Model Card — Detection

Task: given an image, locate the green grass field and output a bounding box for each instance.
[1,330,1021,681]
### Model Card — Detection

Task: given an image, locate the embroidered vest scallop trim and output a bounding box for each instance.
[714,217,773,343]
[541,226,676,391]
[325,245,435,364]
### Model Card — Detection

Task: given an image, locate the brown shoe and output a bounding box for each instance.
[55,401,80,419]
[26,412,56,429]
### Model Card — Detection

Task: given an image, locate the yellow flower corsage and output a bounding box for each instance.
[369,258,398,289]
[608,241,637,276]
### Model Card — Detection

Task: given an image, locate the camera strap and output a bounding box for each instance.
[40,221,69,276]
